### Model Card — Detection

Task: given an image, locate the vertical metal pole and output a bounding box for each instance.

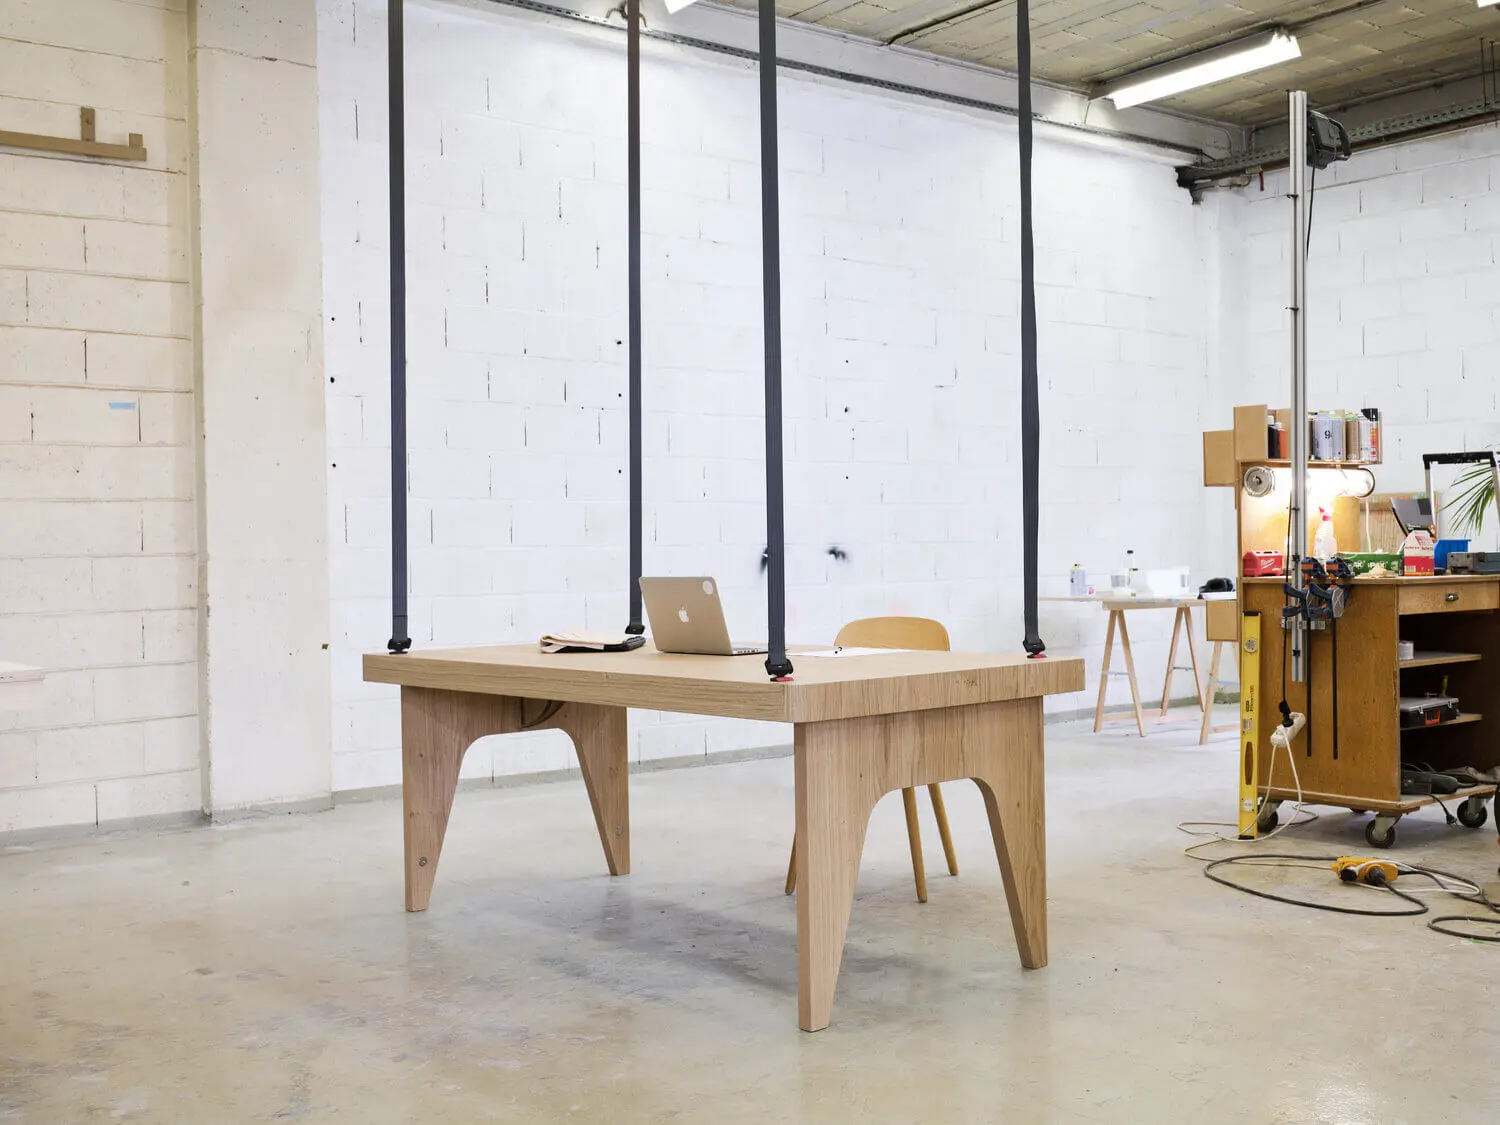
[758,0,792,680]
[1017,0,1044,659]
[387,0,411,655]
[625,0,644,635]
[1288,90,1309,682]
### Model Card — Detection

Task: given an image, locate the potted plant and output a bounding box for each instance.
[1444,460,1500,536]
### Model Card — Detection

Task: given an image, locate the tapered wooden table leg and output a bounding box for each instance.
[1184,605,1205,711]
[1200,640,1224,745]
[1160,607,1185,715]
[795,719,873,1032]
[972,698,1047,969]
[402,687,503,912]
[554,703,630,875]
[400,688,629,911]
[1093,610,1118,732]
[1117,614,1148,737]
[794,697,1047,1031]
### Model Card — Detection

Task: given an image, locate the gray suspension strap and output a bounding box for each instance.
[625,0,644,636]
[759,0,793,681]
[387,0,411,655]
[1017,0,1046,659]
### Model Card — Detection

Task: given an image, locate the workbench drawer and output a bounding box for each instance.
[1398,582,1499,615]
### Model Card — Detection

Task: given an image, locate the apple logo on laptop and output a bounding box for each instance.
[678,608,691,624]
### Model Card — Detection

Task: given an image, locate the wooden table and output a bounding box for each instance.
[364,643,1083,1031]
[1042,594,1207,737]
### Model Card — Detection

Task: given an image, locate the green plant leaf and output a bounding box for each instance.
[1442,463,1498,535]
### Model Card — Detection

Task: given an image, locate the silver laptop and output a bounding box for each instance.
[639,577,767,656]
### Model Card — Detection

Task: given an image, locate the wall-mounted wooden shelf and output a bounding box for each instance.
[1400,651,1483,669]
[0,107,147,162]
[1246,459,1380,470]
[1401,713,1483,731]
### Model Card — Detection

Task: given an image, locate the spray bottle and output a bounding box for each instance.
[1315,507,1338,561]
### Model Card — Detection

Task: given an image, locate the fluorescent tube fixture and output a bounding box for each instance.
[1481,1,1498,8]
[663,0,700,11]
[1099,30,1301,109]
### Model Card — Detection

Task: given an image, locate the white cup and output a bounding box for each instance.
[1397,640,1414,661]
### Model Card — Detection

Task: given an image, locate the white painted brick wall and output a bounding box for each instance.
[318,0,1221,792]
[0,0,200,834]
[1219,125,1500,551]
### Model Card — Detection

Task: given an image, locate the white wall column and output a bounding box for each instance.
[190,0,332,813]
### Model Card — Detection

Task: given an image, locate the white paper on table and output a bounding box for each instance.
[801,647,913,658]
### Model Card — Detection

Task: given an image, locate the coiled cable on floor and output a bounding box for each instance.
[1202,853,1500,933]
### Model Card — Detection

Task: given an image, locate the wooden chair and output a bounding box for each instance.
[784,616,959,903]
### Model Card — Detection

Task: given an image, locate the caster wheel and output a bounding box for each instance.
[1257,807,1280,833]
[1457,797,1488,829]
[1348,808,1367,816]
[1365,818,1397,849]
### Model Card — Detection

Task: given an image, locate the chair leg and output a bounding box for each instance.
[902,786,928,903]
[928,783,958,876]
[785,834,797,895]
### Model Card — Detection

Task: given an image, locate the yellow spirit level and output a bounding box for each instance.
[1238,611,1261,839]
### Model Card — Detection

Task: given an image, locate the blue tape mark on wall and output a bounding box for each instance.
[108,401,137,410]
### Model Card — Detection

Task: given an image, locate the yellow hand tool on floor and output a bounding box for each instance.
[1237,611,1261,839]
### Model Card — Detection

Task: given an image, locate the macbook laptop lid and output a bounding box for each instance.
[639,577,767,656]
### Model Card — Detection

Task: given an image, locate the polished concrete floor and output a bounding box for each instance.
[4,718,1500,1124]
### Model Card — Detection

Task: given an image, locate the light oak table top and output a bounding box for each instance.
[1041,593,1210,609]
[364,643,1085,724]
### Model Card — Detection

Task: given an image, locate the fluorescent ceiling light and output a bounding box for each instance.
[1481,0,1498,8]
[1098,30,1301,110]
[663,0,699,12]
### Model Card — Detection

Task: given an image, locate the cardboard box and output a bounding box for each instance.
[1233,404,1269,462]
[1203,430,1237,486]
[1401,529,1435,576]
[1205,598,1239,642]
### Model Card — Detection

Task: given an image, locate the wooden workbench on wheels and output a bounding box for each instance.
[1242,575,1500,849]
[1206,402,1500,848]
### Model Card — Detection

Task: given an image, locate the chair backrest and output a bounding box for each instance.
[834,616,950,652]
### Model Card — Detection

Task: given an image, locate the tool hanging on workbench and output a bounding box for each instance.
[1281,558,1356,759]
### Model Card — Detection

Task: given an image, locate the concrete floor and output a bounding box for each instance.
[4,719,1500,1124]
